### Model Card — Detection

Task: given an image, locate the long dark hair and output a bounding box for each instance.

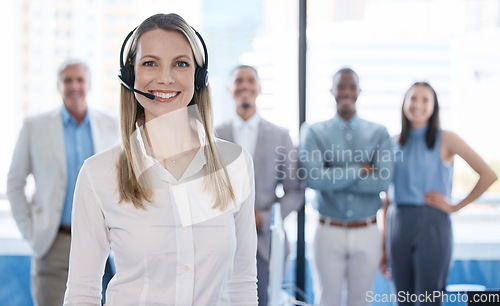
[398,82,440,149]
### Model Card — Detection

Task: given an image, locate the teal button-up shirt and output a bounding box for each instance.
[299,114,393,221]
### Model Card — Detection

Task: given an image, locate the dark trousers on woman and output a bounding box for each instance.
[388,205,452,306]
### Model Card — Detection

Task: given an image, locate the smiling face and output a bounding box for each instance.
[134,29,195,121]
[229,66,261,121]
[58,64,90,119]
[331,71,360,120]
[403,84,435,129]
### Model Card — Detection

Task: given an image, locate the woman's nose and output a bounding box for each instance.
[157,67,175,84]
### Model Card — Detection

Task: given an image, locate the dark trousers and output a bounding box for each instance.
[388,205,452,306]
[257,253,269,306]
[102,257,115,305]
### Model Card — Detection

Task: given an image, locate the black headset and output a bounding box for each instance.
[118,26,209,98]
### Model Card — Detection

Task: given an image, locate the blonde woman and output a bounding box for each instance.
[64,13,257,305]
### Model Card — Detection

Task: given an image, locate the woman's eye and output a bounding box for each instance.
[143,61,154,67]
[177,61,189,68]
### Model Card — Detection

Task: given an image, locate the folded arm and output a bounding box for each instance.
[345,129,393,194]
[299,125,360,191]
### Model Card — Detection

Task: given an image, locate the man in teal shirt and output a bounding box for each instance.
[299,68,393,306]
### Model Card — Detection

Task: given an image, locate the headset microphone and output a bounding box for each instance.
[118,26,209,99]
[121,79,156,100]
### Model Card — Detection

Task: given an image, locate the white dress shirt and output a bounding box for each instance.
[64,120,257,306]
[232,113,261,157]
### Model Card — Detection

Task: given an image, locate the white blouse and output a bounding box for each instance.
[64,123,257,306]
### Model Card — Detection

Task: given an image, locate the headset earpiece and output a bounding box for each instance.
[192,29,209,91]
[194,66,208,91]
[118,64,135,89]
[118,28,137,90]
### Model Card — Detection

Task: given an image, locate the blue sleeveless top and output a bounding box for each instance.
[392,127,453,206]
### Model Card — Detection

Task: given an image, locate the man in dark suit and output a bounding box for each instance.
[215,65,304,306]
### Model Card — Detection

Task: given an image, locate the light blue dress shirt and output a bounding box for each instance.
[299,114,393,221]
[60,106,94,226]
[392,127,453,206]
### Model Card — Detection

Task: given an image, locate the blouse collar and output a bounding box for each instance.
[132,117,208,184]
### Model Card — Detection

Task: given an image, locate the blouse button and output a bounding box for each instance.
[183,265,189,272]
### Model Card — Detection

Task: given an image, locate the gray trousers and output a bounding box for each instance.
[388,205,452,306]
[31,232,71,306]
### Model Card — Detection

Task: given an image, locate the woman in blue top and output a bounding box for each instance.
[380,82,496,305]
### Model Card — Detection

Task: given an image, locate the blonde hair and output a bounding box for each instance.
[118,13,235,210]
